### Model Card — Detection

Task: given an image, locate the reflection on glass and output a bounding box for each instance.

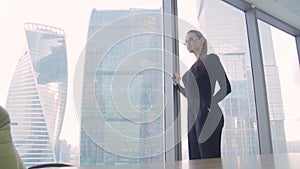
[80,9,164,165]
[258,20,300,153]
[178,0,259,159]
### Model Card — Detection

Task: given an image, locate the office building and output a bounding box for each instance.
[80,9,164,165]
[56,140,71,163]
[5,23,68,167]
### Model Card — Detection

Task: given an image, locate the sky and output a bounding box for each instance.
[0,0,299,148]
[270,27,300,142]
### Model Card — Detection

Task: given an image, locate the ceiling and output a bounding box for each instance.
[243,0,300,31]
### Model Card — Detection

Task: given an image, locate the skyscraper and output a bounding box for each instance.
[5,23,68,167]
[258,21,287,153]
[80,9,164,165]
[56,139,71,163]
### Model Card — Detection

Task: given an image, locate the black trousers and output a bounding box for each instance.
[188,113,224,159]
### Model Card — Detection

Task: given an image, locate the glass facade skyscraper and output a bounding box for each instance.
[5,23,68,167]
[80,9,164,165]
[258,21,288,153]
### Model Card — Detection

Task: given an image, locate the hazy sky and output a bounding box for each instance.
[270,28,300,142]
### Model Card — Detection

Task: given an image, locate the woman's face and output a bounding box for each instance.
[185,32,203,54]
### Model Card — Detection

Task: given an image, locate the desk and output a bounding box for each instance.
[52,153,300,169]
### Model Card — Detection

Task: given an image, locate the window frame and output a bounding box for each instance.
[158,0,300,160]
[167,0,300,158]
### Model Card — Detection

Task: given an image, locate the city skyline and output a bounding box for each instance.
[1,0,299,165]
[0,0,162,147]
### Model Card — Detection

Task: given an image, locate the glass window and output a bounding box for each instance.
[1,0,164,167]
[177,0,259,159]
[258,20,300,154]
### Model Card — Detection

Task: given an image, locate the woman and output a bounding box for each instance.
[173,30,231,159]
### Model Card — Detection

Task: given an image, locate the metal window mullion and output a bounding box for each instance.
[162,0,181,161]
[245,8,273,154]
[223,0,300,36]
[296,36,300,68]
[222,0,252,12]
[255,9,300,37]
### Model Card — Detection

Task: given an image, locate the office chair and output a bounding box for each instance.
[0,106,72,169]
[0,106,26,169]
[28,163,72,169]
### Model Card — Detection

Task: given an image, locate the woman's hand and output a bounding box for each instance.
[172,72,181,85]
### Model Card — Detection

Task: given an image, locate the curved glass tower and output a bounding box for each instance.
[5,23,68,167]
